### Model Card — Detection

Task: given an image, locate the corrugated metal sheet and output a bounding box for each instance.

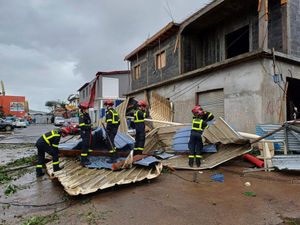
[256,124,300,152]
[272,155,300,170]
[46,158,162,196]
[203,117,248,144]
[149,92,173,128]
[197,89,224,118]
[163,144,252,170]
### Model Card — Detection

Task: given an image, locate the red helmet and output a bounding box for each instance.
[78,101,89,109]
[192,105,202,115]
[104,99,114,106]
[137,100,148,107]
[61,127,70,136]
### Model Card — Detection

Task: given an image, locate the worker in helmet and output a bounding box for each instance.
[35,127,70,177]
[133,100,148,155]
[78,102,92,166]
[198,105,214,122]
[188,106,208,167]
[104,99,120,155]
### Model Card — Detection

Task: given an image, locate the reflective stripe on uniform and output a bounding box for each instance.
[192,119,204,131]
[134,147,144,151]
[52,161,59,165]
[88,149,93,153]
[79,123,86,126]
[81,153,88,157]
[134,110,146,123]
[43,130,61,146]
[52,144,59,148]
[36,164,43,168]
[188,155,195,158]
[195,155,203,158]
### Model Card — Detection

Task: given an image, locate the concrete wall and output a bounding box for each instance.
[131,58,300,133]
[289,0,300,57]
[261,58,300,124]
[130,35,179,90]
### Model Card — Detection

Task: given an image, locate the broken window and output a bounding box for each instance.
[225,25,249,59]
[155,50,166,70]
[133,64,141,80]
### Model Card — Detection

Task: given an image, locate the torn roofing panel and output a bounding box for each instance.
[203,117,248,144]
[163,144,252,170]
[272,155,300,171]
[46,158,162,196]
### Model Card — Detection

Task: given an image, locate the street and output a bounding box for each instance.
[0,124,300,225]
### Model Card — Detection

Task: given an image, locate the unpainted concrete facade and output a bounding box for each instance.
[126,0,300,133]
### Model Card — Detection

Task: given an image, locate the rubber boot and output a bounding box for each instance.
[188,158,194,167]
[53,164,64,172]
[80,157,91,166]
[36,168,45,177]
[196,158,201,167]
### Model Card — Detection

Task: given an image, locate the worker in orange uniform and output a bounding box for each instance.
[133,100,148,155]
[35,127,70,177]
[78,102,92,166]
[188,106,208,167]
[104,99,120,155]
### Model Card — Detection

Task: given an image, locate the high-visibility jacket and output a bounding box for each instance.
[79,112,91,131]
[200,111,214,122]
[105,109,120,125]
[192,118,208,132]
[133,110,146,123]
[42,129,61,150]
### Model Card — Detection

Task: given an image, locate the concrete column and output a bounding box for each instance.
[258,0,269,50]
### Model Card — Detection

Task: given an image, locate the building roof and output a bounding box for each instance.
[125,22,180,61]
[77,82,90,91]
[96,70,130,76]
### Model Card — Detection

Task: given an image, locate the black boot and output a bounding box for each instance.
[53,164,64,172]
[36,168,45,177]
[188,158,194,167]
[80,157,91,166]
[196,158,201,167]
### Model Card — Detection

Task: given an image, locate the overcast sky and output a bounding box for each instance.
[0,0,211,112]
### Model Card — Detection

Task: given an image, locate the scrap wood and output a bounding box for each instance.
[111,154,148,171]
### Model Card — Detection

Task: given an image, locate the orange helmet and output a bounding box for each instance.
[61,127,70,136]
[104,99,114,106]
[137,100,148,108]
[78,102,89,109]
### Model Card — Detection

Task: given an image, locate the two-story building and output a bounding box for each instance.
[78,70,130,123]
[125,0,300,133]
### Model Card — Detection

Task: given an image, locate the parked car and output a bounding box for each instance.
[4,117,16,127]
[63,117,79,134]
[0,118,14,131]
[54,117,65,126]
[14,118,27,128]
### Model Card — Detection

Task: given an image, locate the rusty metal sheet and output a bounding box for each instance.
[46,158,162,196]
[163,144,252,170]
[203,117,248,144]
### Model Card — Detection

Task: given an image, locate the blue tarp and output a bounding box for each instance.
[86,156,126,170]
[134,156,160,167]
[59,127,134,151]
[172,127,217,153]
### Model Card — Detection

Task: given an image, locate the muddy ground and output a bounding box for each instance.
[1,125,300,225]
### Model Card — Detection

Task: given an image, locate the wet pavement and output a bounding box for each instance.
[0,124,300,225]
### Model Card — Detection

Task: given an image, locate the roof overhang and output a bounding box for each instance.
[125,22,180,61]
[77,82,89,92]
